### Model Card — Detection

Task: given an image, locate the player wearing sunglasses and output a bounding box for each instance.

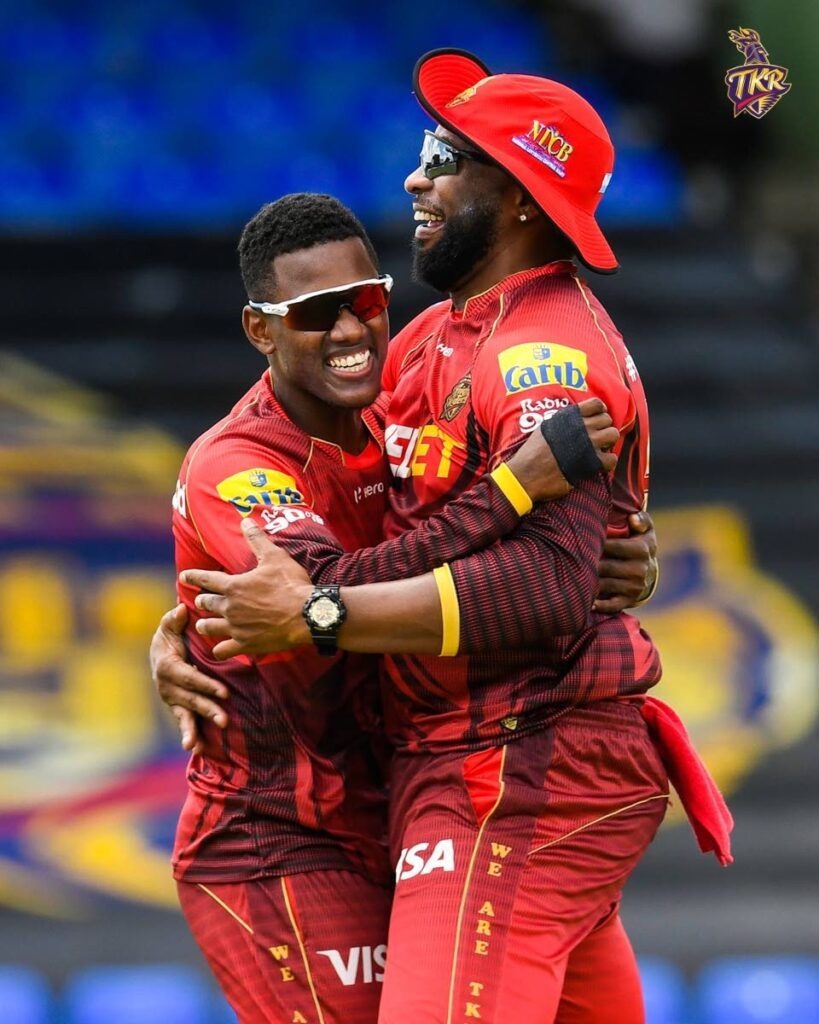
[164,51,731,1024]
[165,192,623,1024]
[248,276,393,332]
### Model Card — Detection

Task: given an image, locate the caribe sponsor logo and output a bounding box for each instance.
[316,945,388,986]
[215,468,304,516]
[512,120,573,179]
[395,838,455,882]
[498,342,588,395]
[725,27,791,120]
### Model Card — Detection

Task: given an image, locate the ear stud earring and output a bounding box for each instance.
[519,214,527,222]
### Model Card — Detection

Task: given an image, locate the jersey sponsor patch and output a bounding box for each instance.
[260,506,325,534]
[385,423,463,480]
[316,945,387,986]
[216,468,304,517]
[395,838,455,882]
[517,396,570,433]
[498,342,588,395]
[354,482,385,504]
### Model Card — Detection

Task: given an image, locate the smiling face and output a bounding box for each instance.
[405,126,575,302]
[406,127,510,293]
[243,236,389,437]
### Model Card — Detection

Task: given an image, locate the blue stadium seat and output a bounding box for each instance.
[0,966,54,1024]
[638,956,689,1024]
[698,956,819,1024]
[0,0,680,232]
[64,964,213,1024]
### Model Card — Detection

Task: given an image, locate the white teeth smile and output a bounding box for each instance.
[414,211,444,222]
[327,350,372,372]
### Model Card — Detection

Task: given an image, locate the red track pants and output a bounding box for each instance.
[178,869,391,1024]
[379,700,669,1024]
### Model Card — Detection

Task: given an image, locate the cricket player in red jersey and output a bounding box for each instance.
[172,51,732,1024]
[168,192,623,1024]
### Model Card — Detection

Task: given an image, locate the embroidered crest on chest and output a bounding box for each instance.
[440,373,472,422]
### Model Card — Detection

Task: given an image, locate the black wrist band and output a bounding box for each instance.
[539,404,605,486]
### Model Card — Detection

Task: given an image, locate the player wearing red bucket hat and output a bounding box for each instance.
[413,47,619,273]
[366,49,730,1024]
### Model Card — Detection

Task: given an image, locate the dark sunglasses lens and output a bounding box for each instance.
[283,284,389,331]
[283,292,345,331]
[349,283,390,323]
[421,135,458,179]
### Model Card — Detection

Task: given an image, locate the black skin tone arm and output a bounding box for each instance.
[152,508,657,749]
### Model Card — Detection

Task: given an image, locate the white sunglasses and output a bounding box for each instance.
[248,275,393,331]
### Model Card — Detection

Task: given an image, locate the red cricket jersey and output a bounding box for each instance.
[171,365,550,882]
[172,371,391,885]
[380,261,661,753]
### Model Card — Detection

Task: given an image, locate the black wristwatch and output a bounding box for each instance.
[302,585,347,656]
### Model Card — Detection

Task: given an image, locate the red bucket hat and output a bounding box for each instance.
[413,48,618,273]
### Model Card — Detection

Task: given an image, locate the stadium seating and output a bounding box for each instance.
[0,966,53,1024]
[5,955,819,1022]
[63,964,215,1024]
[697,956,819,1024]
[638,956,690,1024]
[0,0,683,230]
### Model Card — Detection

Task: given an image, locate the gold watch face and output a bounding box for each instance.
[310,595,340,629]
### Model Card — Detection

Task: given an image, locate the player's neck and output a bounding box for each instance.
[273,380,368,454]
[449,229,572,310]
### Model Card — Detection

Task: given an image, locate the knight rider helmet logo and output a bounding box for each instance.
[725,27,791,119]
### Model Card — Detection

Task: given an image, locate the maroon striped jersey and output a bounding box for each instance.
[172,371,530,882]
[172,373,391,884]
[379,261,662,753]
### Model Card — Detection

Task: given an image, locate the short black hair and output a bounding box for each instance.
[238,193,378,300]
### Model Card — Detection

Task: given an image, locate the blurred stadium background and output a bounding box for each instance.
[0,0,817,1020]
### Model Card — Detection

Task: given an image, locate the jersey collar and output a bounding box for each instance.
[261,369,383,465]
[457,260,575,320]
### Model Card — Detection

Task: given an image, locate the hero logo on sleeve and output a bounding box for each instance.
[498,342,588,395]
[216,468,304,517]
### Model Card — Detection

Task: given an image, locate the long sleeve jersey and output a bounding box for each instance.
[172,372,529,883]
[379,261,662,753]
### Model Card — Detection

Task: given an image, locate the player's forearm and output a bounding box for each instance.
[336,481,606,658]
[338,574,443,654]
[313,471,527,586]
[450,477,609,652]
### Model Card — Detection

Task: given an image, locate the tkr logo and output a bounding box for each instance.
[316,945,387,986]
[395,838,455,882]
